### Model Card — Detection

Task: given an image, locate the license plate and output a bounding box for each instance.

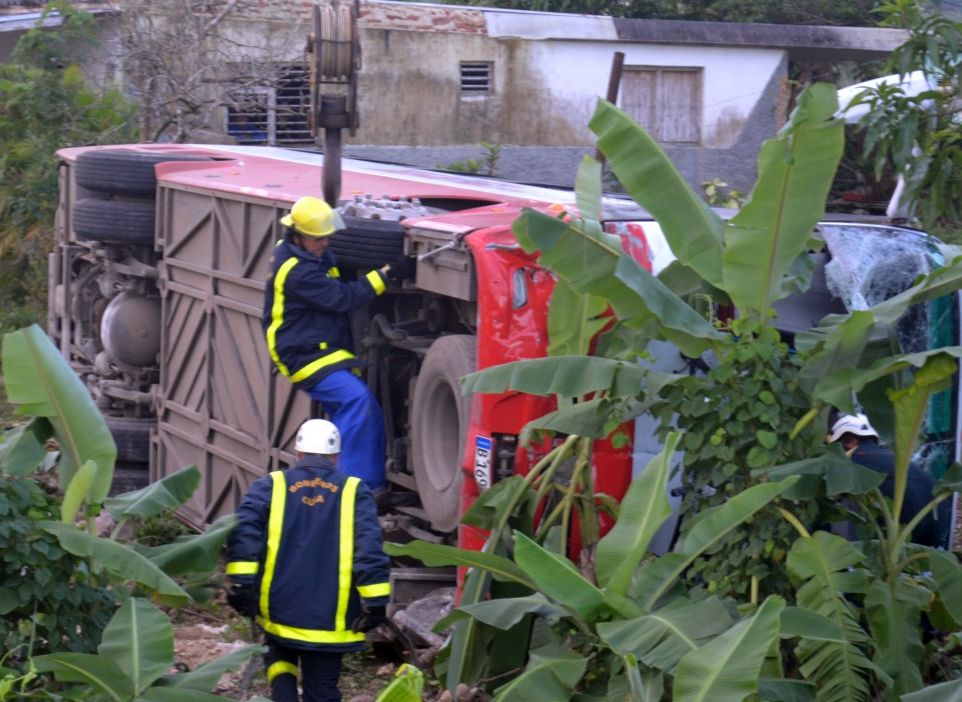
[474,436,493,491]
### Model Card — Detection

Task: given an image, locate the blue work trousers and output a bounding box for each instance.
[307,369,386,491]
[265,639,343,702]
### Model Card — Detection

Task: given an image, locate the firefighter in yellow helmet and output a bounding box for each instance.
[262,196,412,494]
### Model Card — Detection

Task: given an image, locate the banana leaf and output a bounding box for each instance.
[455,594,567,630]
[596,432,678,593]
[373,663,424,702]
[98,598,173,694]
[104,465,200,519]
[2,324,116,501]
[928,550,962,627]
[462,355,647,399]
[813,347,962,414]
[512,209,721,357]
[61,459,98,523]
[779,607,845,643]
[864,578,928,697]
[589,98,726,289]
[797,310,874,393]
[722,83,843,314]
[492,655,587,701]
[547,278,609,357]
[756,451,885,500]
[154,644,265,691]
[887,354,957,524]
[787,531,880,702]
[459,475,527,531]
[134,514,235,577]
[512,531,605,620]
[41,521,189,603]
[575,154,603,221]
[0,417,52,476]
[597,596,733,671]
[757,679,816,702]
[673,595,785,702]
[901,678,962,701]
[797,258,962,387]
[31,652,135,700]
[383,541,534,589]
[633,478,798,611]
[141,688,233,701]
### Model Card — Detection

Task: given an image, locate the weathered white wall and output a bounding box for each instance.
[347,30,785,148]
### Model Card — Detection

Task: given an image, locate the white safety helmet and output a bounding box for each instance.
[829,413,879,443]
[294,419,341,455]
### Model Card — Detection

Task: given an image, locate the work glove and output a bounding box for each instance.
[351,604,387,633]
[226,580,256,618]
[382,254,417,282]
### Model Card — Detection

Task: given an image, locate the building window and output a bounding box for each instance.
[226,65,313,146]
[460,61,492,94]
[619,67,702,144]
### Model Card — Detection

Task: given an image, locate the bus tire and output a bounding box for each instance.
[75,150,212,197]
[73,198,156,244]
[105,416,154,464]
[328,217,406,269]
[410,334,476,533]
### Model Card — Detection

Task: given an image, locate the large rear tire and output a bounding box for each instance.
[329,217,406,269]
[105,416,154,464]
[73,198,156,244]
[410,335,476,533]
[75,150,212,197]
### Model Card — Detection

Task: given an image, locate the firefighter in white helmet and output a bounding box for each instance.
[226,418,390,702]
[828,411,944,546]
[261,196,413,497]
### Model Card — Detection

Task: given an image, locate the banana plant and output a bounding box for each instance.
[30,598,266,702]
[387,435,810,699]
[0,325,235,604]
[1,324,116,500]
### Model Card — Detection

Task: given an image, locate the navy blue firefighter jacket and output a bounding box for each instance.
[262,238,387,390]
[226,455,391,652]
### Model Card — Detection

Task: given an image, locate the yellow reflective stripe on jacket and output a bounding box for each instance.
[259,471,287,619]
[266,258,298,376]
[358,582,391,599]
[226,561,258,575]
[267,661,298,683]
[366,270,386,295]
[260,619,365,645]
[289,349,356,384]
[336,477,360,632]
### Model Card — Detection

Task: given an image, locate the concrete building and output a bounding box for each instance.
[1,0,909,189]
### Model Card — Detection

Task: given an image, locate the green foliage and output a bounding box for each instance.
[438,75,962,700]
[31,598,265,701]
[0,325,240,698]
[0,476,116,660]
[437,141,502,176]
[651,318,822,600]
[849,0,962,232]
[0,1,135,320]
[702,178,745,209]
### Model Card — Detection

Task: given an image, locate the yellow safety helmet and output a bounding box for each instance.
[280,196,344,238]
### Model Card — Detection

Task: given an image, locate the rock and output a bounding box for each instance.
[94,511,116,537]
[435,690,454,702]
[346,696,376,702]
[376,663,395,676]
[391,588,455,648]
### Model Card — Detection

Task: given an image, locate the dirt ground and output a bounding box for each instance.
[170,604,442,701]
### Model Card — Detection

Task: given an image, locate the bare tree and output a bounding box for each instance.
[113,0,306,143]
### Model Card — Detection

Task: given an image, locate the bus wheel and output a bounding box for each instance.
[410,334,476,533]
